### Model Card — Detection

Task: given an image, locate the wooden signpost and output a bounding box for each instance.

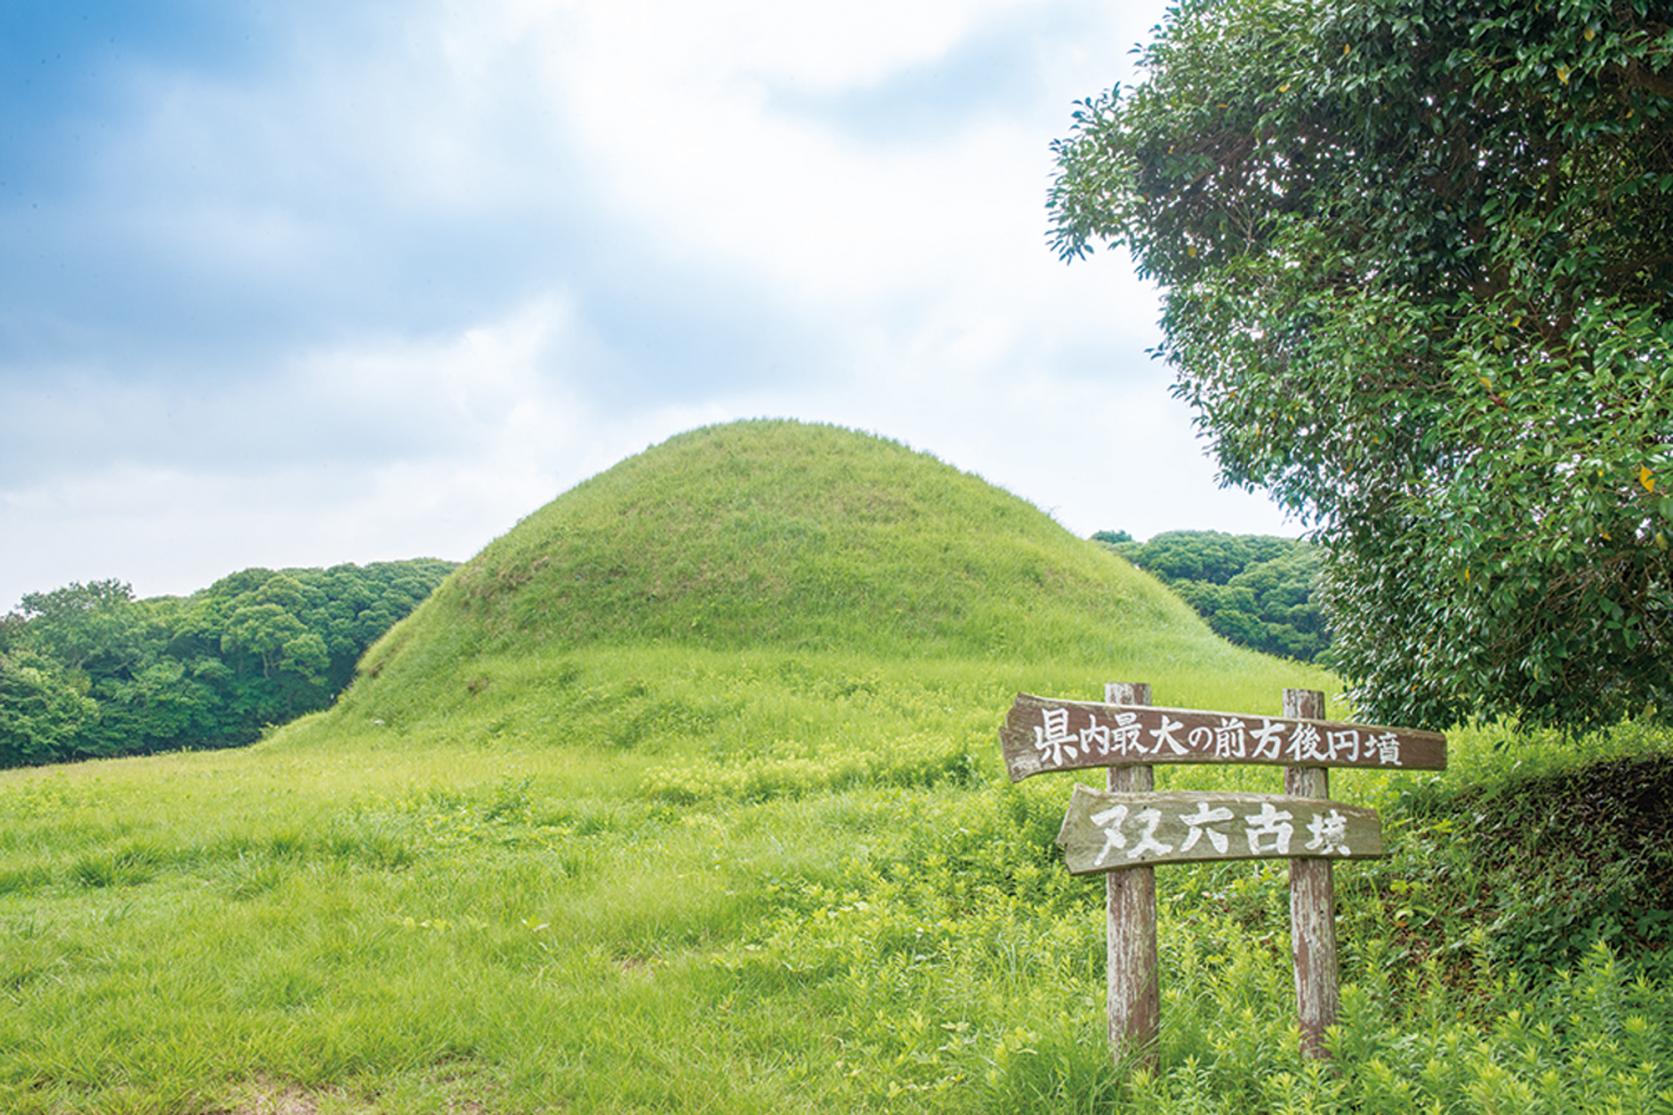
[1000,684,1445,1065]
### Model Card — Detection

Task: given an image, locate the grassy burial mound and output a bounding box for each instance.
[341,420,1289,715]
[1,421,1668,1113]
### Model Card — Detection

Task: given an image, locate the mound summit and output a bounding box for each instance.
[357,421,1231,680]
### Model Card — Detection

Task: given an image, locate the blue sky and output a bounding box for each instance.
[0,0,1292,609]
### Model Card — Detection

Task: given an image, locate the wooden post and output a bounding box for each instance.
[1104,680,1158,1070]
[1284,687,1337,1059]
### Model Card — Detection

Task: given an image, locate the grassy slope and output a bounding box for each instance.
[351,420,1282,683]
[0,422,1667,1113]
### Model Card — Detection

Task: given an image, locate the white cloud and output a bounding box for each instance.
[0,293,739,605]
[2,0,1295,611]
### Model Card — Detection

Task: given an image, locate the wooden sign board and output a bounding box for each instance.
[1002,693,1446,781]
[1056,787,1383,874]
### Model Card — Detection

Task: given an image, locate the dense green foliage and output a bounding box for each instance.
[1103,531,1328,661]
[1049,0,1673,731]
[1393,747,1673,971]
[0,560,453,767]
[0,422,1666,1111]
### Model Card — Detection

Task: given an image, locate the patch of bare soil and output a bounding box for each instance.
[212,1076,490,1114]
[217,1081,323,1115]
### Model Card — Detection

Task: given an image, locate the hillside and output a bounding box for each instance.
[341,421,1281,717]
[0,421,1665,1114]
[300,421,1314,764]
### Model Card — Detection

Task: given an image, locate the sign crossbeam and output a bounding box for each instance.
[1002,693,1447,781]
[1057,788,1383,873]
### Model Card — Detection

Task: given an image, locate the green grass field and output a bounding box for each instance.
[2,422,1668,1112]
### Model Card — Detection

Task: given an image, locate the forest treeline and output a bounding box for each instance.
[0,560,454,767]
[1096,530,1327,662]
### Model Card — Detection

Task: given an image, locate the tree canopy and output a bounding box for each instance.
[1103,530,1329,661]
[0,559,454,766]
[1051,0,1673,729]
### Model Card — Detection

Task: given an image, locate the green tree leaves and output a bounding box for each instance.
[1052,0,1673,729]
[0,651,98,765]
[0,560,454,766]
[1104,531,1329,661]
[14,579,142,672]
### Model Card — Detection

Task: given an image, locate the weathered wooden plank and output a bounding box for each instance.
[1285,688,1338,1060]
[1056,787,1383,875]
[1103,682,1158,1070]
[1002,693,1446,780]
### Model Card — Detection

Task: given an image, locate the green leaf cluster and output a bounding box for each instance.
[0,560,453,767]
[1103,531,1329,660]
[1050,0,1673,729]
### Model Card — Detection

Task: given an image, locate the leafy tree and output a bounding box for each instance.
[221,602,318,678]
[0,612,23,654]
[1223,545,1329,660]
[0,559,454,766]
[79,658,218,760]
[1052,0,1673,729]
[14,580,145,673]
[0,651,98,766]
[1103,530,1328,660]
[1114,530,1292,586]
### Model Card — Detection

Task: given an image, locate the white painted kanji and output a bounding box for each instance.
[1177,802,1235,854]
[1149,715,1189,756]
[1325,728,1361,763]
[1305,809,1351,855]
[1245,802,1294,855]
[1286,722,1329,763]
[1034,707,1079,766]
[1079,719,1112,757]
[1214,717,1247,759]
[1250,717,1287,760]
[1111,712,1144,757]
